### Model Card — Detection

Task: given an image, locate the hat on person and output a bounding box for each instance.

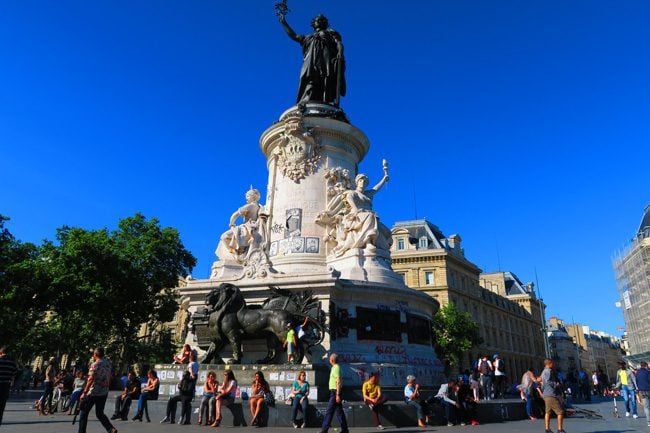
[286,323,292,329]
[493,354,500,360]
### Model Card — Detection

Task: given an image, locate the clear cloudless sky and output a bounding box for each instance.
[2,1,649,337]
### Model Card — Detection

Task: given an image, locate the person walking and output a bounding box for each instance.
[0,347,18,426]
[37,357,57,415]
[319,353,348,433]
[616,361,638,418]
[635,361,650,427]
[77,347,117,433]
[539,358,565,433]
[519,368,537,420]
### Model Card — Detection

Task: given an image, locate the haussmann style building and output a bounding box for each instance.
[390,219,546,381]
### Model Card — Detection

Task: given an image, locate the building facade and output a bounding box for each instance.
[548,317,623,381]
[613,204,650,365]
[390,219,546,381]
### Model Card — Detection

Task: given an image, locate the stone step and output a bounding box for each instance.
[138,394,527,427]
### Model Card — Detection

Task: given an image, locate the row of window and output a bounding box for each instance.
[396,237,430,250]
[355,307,432,345]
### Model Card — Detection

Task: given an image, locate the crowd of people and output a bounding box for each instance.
[3,342,650,432]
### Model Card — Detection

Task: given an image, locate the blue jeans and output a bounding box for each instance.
[640,392,650,422]
[68,390,82,410]
[291,396,308,423]
[77,394,114,433]
[406,398,426,421]
[320,390,348,433]
[524,389,534,417]
[480,375,492,400]
[621,385,637,415]
[39,381,54,412]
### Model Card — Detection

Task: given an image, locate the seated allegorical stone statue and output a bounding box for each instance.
[215,188,268,263]
[316,164,392,257]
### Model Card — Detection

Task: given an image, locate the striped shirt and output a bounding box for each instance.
[0,355,18,384]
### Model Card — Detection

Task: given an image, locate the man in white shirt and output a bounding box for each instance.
[493,354,506,399]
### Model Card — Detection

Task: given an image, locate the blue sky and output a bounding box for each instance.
[1,1,648,337]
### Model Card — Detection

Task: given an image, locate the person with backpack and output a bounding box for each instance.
[476,355,493,400]
[160,371,194,425]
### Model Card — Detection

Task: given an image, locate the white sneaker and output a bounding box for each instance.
[633,414,638,419]
[626,412,630,417]
[377,425,385,430]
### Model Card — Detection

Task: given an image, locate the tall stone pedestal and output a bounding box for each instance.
[179,104,444,396]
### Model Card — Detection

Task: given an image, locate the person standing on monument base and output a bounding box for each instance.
[0,347,18,426]
[319,353,349,433]
[492,354,506,399]
[77,347,117,433]
[539,358,566,433]
[284,323,297,364]
[476,355,493,400]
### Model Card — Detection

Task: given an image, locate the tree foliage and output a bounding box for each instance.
[432,302,483,371]
[0,213,196,367]
[0,215,52,362]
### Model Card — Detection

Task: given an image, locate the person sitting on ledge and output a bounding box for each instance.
[111,370,140,421]
[160,371,194,425]
[173,344,192,365]
[404,375,429,427]
[362,372,387,430]
[132,370,159,422]
[198,371,217,426]
[211,370,237,427]
[291,370,310,428]
[435,380,461,426]
[250,371,270,427]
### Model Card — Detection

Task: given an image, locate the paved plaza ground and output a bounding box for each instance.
[2,390,648,433]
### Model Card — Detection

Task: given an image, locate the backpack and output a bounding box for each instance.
[479,360,489,375]
[179,373,193,395]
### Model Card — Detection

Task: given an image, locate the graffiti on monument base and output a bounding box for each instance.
[338,352,442,367]
[340,363,444,387]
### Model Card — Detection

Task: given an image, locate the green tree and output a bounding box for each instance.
[37,213,196,368]
[431,302,483,372]
[0,215,51,363]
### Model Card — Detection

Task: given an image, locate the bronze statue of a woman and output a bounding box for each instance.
[279,14,346,106]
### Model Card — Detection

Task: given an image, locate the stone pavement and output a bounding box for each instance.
[2,391,648,433]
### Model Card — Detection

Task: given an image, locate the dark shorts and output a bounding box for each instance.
[543,396,564,416]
